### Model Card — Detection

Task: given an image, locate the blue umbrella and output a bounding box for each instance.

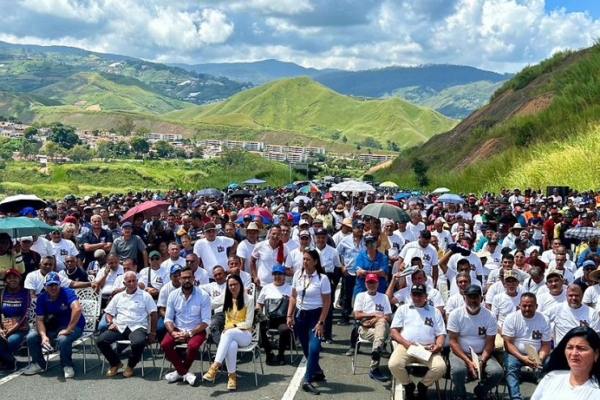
[228,183,239,189]
[393,192,411,200]
[243,178,266,185]
[437,193,466,204]
[234,215,271,224]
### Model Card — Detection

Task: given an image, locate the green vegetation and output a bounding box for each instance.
[0,152,303,198]
[375,43,600,192]
[164,77,457,148]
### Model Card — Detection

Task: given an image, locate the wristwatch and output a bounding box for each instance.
[317,321,324,325]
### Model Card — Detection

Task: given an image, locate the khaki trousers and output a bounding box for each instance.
[358,319,390,368]
[388,344,446,387]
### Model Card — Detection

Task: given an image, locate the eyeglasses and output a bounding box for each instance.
[41,263,53,266]
[150,256,160,261]
[65,260,75,263]
[185,259,197,263]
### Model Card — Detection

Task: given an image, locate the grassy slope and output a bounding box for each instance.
[375,44,600,192]
[0,155,302,198]
[164,77,457,147]
[32,72,194,114]
[0,91,62,120]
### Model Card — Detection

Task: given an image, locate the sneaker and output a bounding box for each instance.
[369,368,390,382]
[266,352,277,366]
[227,372,237,390]
[337,318,350,326]
[276,354,286,365]
[203,364,218,381]
[63,366,75,379]
[312,370,326,382]
[324,337,334,344]
[371,346,382,361]
[165,370,182,383]
[302,382,321,395]
[23,363,43,376]
[345,348,354,356]
[184,372,197,386]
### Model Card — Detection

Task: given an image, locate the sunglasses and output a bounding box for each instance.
[150,256,160,261]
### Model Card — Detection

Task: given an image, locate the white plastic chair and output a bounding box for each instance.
[237,325,264,386]
[74,288,102,373]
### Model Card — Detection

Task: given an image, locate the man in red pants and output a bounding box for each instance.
[161,266,212,385]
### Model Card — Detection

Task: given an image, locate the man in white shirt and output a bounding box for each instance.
[332,218,353,246]
[502,293,551,400]
[387,269,445,315]
[160,242,186,272]
[406,210,426,239]
[491,269,522,349]
[398,230,439,287]
[545,252,575,285]
[388,283,446,400]
[161,266,211,386]
[49,229,79,272]
[431,218,453,252]
[382,220,404,270]
[236,222,262,271]
[445,272,470,320]
[353,273,393,382]
[139,251,171,301]
[394,220,416,243]
[522,266,546,294]
[96,271,158,378]
[447,285,503,400]
[24,255,95,296]
[193,222,236,277]
[94,253,124,296]
[547,284,600,344]
[251,225,289,287]
[30,235,53,258]
[537,272,567,314]
[183,253,209,288]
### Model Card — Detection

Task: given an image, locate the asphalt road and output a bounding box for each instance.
[0,315,539,400]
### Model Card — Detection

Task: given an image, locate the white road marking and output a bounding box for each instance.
[281,360,306,400]
[0,352,60,386]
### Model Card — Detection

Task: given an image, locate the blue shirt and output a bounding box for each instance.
[165,287,212,331]
[36,287,85,330]
[354,250,389,295]
[337,235,365,274]
[1,287,30,322]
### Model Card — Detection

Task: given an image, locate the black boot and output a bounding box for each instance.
[417,382,428,400]
[404,382,416,400]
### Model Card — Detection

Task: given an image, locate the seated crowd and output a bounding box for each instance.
[1,187,600,399]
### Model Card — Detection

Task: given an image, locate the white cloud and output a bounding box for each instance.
[1,0,600,72]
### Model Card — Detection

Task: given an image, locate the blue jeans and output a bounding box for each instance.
[449,351,503,399]
[503,352,524,400]
[0,329,29,362]
[294,308,323,383]
[27,326,83,368]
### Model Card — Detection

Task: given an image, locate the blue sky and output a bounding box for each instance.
[1,1,600,73]
[545,0,600,18]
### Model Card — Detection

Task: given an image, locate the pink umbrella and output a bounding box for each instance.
[238,206,273,221]
[120,200,171,223]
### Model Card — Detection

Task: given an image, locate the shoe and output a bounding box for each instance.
[337,318,349,326]
[203,364,218,381]
[417,382,428,400]
[184,372,197,386]
[0,358,17,371]
[312,370,326,382]
[227,372,237,390]
[106,362,123,377]
[324,337,334,344]
[277,354,286,365]
[334,301,343,310]
[369,368,390,382]
[473,384,486,400]
[165,370,182,383]
[63,366,75,379]
[122,366,134,378]
[302,382,321,395]
[23,363,43,376]
[403,382,416,400]
[345,348,354,356]
[371,346,382,362]
[266,352,277,366]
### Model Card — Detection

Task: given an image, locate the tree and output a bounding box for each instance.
[411,158,430,188]
[69,144,93,162]
[42,141,61,161]
[23,126,38,140]
[134,126,151,137]
[113,141,131,157]
[47,122,80,150]
[192,146,204,159]
[154,140,173,158]
[95,140,115,161]
[341,135,348,143]
[130,136,150,156]
[20,138,39,160]
[115,116,135,136]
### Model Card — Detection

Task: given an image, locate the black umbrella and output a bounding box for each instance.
[229,190,254,200]
[258,189,275,197]
[0,194,47,214]
[196,188,223,198]
[406,196,432,205]
[565,227,600,240]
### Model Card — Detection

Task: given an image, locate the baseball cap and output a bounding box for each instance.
[3,268,21,279]
[170,264,183,275]
[582,260,596,269]
[410,283,427,294]
[365,273,379,283]
[44,272,61,286]
[272,264,286,274]
[546,270,564,280]
[121,221,133,228]
[149,250,161,259]
[464,284,482,296]
[503,269,519,281]
[352,220,364,228]
[20,236,33,242]
[203,222,217,231]
[299,220,310,226]
[364,233,376,242]
[314,228,328,236]
[298,230,311,238]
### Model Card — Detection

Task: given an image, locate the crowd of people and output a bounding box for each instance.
[1,185,600,398]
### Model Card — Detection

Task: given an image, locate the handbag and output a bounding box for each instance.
[264,296,289,319]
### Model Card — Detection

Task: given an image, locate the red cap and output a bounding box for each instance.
[3,268,21,279]
[365,273,379,283]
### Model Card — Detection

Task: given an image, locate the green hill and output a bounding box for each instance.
[374,43,600,192]
[32,72,194,114]
[165,77,457,148]
[0,91,62,121]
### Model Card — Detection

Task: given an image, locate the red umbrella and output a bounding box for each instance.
[120,200,171,223]
[323,193,333,200]
[238,206,273,221]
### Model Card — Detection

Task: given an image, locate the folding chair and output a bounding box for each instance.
[352,334,374,374]
[100,338,157,377]
[236,325,264,386]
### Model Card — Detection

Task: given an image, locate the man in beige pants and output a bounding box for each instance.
[389,284,446,400]
[353,273,393,382]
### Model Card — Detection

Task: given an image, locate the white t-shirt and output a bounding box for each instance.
[332,231,350,247]
[252,241,290,285]
[199,281,227,313]
[236,239,257,271]
[399,242,439,276]
[537,290,567,314]
[354,291,392,316]
[50,239,79,272]
[445,293,466,316]
[395,229,416,243]
[291,270,331,311]
[485,281,524,305]
[31,236,53,257]
[285,248,305,282]
[491,291,522,327]
[316,245,341,273]
[94,265,125,295]
[531,371,600,400]
[432,230,453,252]
[502,310,551,354]
[393,286,445,309]
[385,233,405,259]
[257,282,292,305]
[448,253,484,283]
[284,239,299,252]
[548,302,600,344]
[447,306,498,354]
[193,236,234,277]
[157,281,178,308]
[138,266,170,291]
[160,257,186,271]
[390,303,446,345]
[193,267,210,287]
[407,221,426,238]
[24,270,72,295]
[583,285,600,308]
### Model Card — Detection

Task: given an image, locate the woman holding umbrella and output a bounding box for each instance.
[0,233,24,279]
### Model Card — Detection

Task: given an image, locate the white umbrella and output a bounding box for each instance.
[379,181,399,188]
[432,187,451,194]
[330,180,375,193]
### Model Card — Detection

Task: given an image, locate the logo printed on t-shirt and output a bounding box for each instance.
[424,317,434,327]
[580,320,589,327]
[375,303,384,312]
[217,246,225,252]
[478,326,487,335]
[531,330,542,340]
